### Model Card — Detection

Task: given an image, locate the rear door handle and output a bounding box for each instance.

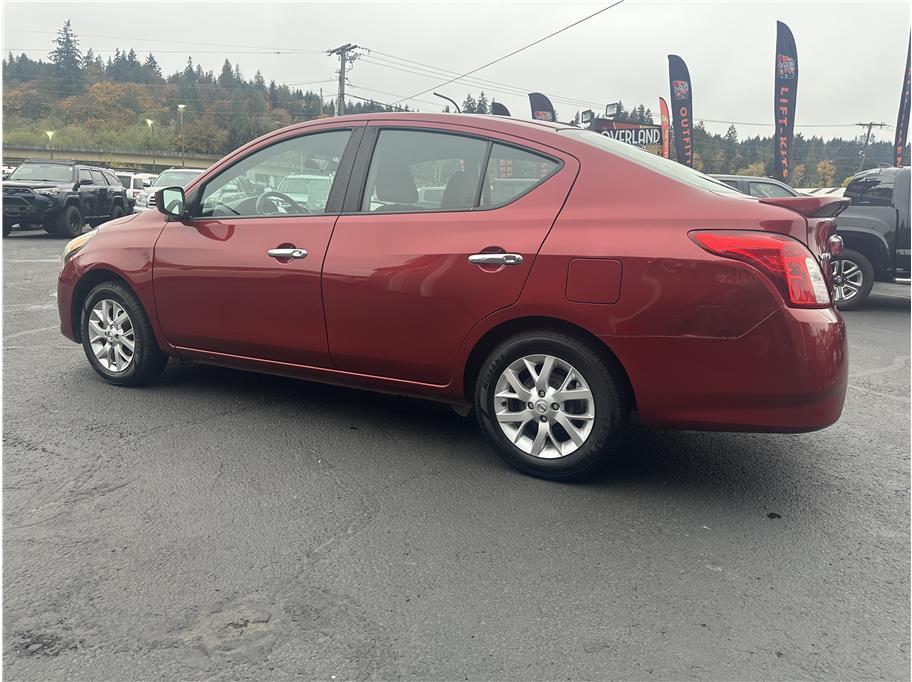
[468,253,523,266]
[267,248,308,259]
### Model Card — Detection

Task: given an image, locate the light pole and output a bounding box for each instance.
[145,119,155,169]
[177,104,186,168]
[45,130,55,159]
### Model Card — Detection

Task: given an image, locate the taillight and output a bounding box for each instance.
[691,230,831,308]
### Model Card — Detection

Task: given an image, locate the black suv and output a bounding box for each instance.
[832,166,910,309]
[3,160,128,238]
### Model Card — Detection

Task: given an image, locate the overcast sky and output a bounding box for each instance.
[3,1,910,141]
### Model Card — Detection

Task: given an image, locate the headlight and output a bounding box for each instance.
[35,187,60,197]
[62,230,95,264]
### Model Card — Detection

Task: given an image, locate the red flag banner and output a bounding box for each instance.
[659,97,671,159]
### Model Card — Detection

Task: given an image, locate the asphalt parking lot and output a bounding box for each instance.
[3,228,910,680]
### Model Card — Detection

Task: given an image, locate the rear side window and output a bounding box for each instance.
[362,130,487,212]
[845,176,894,207]
[480,144,559,207]
[748,182,794,198]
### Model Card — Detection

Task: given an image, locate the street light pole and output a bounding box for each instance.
[145,119,155,169]
[45,130,55,160]
[177,104,186,168]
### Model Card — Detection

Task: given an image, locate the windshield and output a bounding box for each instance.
[558,129,742,195]
[279,176,331,194]
[152,170,201,188]
[8,163,74,183]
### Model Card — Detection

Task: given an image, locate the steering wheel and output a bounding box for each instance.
[255,191,305,215]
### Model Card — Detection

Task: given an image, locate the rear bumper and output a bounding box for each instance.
[611,306,848,432]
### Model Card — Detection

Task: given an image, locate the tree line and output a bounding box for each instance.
[3,20,905,185]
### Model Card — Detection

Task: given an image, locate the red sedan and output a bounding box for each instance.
[57,113,848,479]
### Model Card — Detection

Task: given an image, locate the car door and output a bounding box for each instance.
[894,168,910,274]
[77,168,97,216]
[322,123,578,385]
[89,169,111,217]
[153,125,362,366]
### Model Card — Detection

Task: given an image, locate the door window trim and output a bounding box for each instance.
[185,125,365,221]
[342,125,564,216]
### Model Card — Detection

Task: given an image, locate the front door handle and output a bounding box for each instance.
[468,253,523,266]
[267,247,308,259]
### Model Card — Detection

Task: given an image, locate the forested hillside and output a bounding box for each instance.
[3,20,906,186]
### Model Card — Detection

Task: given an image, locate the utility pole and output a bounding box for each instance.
[855,121,888,171]
[328,43,358,116]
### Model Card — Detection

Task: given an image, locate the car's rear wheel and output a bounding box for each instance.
[81,281,168,386]
[475,330,628,480]
[2,220,11,237]
[56,205,84,238]
[832,249,874,310]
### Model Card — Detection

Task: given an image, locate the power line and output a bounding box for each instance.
[391,0,627,105]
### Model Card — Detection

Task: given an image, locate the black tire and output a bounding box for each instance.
[833,248,874,311]
[3,220,11,238]
[109,204,125,221]
[474,329,628,480]
[56,205,84,238]
[81,281,168,386]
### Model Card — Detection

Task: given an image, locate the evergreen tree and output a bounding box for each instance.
[218,59,234,88]
[49,19,83,93]
[476,91,489,115]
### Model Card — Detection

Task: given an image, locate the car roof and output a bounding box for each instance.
[850,165,909,181]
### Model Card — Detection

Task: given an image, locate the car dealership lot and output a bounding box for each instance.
[3,230,909,679]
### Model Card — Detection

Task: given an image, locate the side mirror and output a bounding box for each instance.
[79,178,92,186]
[155,187,187,219]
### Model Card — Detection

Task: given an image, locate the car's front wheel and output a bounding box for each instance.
[56,205,84,238]
[81,281,168,386]
[475,330,628,480]
[832,248,874,310]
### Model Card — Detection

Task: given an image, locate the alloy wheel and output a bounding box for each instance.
[493,354,595,459]
[832,258,864,304]
[88,299,135,372]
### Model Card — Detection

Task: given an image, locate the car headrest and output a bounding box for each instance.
[376,164,418,204]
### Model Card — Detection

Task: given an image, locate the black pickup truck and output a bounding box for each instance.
[3,160,128,238]
[831,166,910,309]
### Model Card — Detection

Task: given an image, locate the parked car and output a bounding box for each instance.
[829,166,911,309]
[798,187,846,197]
[58,113,849,480]
[3,160,128,237]
[115,171,157,210]
[133,168,203,213]
[710,174,803,198]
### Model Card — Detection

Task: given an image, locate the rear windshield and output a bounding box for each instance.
[8,162,74,183]
[558,129,742,195]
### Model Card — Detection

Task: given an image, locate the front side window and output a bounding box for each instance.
[9,162,74,183]
[362,130,487,212]
[480,143,559,207]
[749,182,795,198]
[103,171,121,186]
[78,169,92,183]
[197,130,350,218]
[90,169,106,185]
